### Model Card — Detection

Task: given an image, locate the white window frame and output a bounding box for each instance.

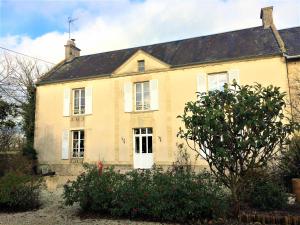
[72,130,84,158]
[133,128,153,154]
[138,60,145,73]
[207,72,228,91]
[134,81,150,111]
[73,88,85,115]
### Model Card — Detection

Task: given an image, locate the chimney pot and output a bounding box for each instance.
[260,6,274,28]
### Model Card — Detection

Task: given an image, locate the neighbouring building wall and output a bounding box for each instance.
[287,59,300,122]
[34,56,289,175]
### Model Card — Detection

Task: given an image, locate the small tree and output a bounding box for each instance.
[0,96,17,152]
[178,83,299,215]
[0,53,50,156]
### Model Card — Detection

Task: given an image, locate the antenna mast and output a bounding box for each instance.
[68,16,78,39]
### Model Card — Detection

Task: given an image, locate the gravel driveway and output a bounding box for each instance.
[0,188,175,225]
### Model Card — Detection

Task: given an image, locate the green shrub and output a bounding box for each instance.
[278,135,300,192]
[0,172,42,211]
[22,145,38,160]
[64,164,124,212]
[243,174,288,210]
[63,164,229,222]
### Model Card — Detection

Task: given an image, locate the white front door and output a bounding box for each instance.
[133,128,153,169]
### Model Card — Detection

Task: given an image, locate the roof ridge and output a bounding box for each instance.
[278,26,300,32]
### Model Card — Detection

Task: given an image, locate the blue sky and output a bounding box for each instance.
[0,0,145,38]
[0,0,299,64]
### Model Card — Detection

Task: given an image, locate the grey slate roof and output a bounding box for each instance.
[38,26,288,85]
[279,27,300,56]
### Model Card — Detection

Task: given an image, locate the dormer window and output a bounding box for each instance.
[138,60,145,73]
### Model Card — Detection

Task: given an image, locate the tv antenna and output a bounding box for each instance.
[68,16,78,39]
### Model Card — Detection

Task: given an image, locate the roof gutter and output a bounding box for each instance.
[283,53,300,59]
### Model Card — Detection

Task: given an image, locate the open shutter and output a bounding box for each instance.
[61,130,69,160]
[228,69,240,85]
[63,88,70,116]
[85,86,93,115]
[150,79,159,110]
[124,82,133,112]
[197,72,207,93]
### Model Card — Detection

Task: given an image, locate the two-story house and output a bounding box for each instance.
[35,7,300,175]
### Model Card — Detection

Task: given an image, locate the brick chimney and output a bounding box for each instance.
[260,6,286,52]
[260,6,274,28]
[64,39,81,61]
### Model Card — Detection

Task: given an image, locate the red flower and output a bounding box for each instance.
[97,161,103,176]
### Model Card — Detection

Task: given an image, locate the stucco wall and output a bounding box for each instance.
[34,55,290,175]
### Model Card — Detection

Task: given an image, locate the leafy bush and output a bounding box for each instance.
[0,153,34,177]
[22,145,38,160]
[242,172,288,210]
[0,172,42,211]
[278,135,300,192]
[63,164,229,222]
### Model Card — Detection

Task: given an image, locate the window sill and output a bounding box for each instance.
[130,109,158,114]
[70,158,84,163]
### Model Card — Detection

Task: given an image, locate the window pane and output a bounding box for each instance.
[80,131,84,139]
[138,60,145,72]
[79,149,84,157]
[208,73,228,91]
[80,140,84,149]
[136,102,143,110]
[148,136,152,153]
[142,136,147,153]
[136,83,142,93]
[218,74,228,91]
[136,92,142,102]
[147,128,153,134]
[81,89,85,98]
[141,128,146,134]
[208,75,219,91]
[135,137,140,153]
[74,90,79,99]
[144,90,150,110]
[143,82,149,92]
[73,140,78,149]
[73,131,78,140]
[134,129,140,134]
[73,151,77,157]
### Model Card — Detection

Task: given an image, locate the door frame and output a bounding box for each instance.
[133,127,153,169]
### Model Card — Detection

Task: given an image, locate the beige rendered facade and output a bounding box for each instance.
[35,55,292,175]
[34,7,300,175]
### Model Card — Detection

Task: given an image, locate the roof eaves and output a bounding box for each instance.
[36,73,111,86]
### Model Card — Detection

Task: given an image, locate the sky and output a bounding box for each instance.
[0,0,299,65]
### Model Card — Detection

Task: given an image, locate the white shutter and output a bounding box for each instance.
[61,130,69,160]
[228,69,240,85]
[150,79,159,110]
[63,88,70,116]
[85,86,93,115]
[197,72,207,93]
[124,82,133,112]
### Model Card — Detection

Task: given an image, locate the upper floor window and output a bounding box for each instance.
[73,88,85,115]
[208,72,228,91]
[135,81,150,111]
[72,130,84,158]
[138,60,145,73]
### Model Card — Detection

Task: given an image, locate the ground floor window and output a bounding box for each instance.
[72,130,84,158]
[133,128,153,153]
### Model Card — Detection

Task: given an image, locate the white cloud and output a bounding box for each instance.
[1,0,299,65]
